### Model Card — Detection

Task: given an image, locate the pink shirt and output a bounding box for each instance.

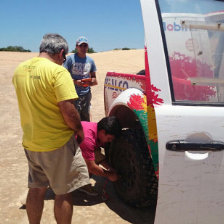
[79,121,100,161]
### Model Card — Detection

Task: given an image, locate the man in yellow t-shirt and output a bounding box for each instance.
[12,33,89,224]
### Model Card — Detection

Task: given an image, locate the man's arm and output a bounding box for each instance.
[89,72,98,86]
[85,159,118,182]
[58,99,84,142]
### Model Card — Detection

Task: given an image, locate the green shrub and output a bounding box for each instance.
[122,47,130,50]
[88,47,95,53]
[0,46,31,52]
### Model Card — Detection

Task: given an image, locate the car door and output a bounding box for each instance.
[140,0,224,223]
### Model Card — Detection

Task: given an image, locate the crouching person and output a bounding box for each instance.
[77,116,121,196]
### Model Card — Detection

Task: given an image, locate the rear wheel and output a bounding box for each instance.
[109,127,158,207]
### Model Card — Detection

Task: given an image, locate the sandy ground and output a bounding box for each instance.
[0,50,156,223]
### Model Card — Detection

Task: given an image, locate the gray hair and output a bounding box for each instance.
[39,33,69,55]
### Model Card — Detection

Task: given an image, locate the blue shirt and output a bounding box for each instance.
[63,53,97,96]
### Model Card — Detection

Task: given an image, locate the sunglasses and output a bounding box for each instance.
[62,51,66,62]
[79,43,88,48]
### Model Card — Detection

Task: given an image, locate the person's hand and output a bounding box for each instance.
[81,80,92,87]
[107,171,119,182]
[81,78,92,87]
[74,79,84,87]
[74,79,91,87]
[76,129,84,144]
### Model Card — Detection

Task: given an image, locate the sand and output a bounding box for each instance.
[0,50,155,223]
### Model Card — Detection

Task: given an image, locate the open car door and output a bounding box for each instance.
[140,0,224,223]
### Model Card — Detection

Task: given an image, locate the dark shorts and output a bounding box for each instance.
[24,136,89,195]
[74,91,92,121]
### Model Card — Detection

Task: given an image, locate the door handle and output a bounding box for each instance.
[166,140,224,151]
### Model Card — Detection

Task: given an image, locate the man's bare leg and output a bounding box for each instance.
[26,187,47,224]
[54,192,73,224]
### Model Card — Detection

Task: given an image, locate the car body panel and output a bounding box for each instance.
[140,0,224,223]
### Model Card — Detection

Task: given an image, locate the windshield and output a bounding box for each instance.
[158,0,224,104]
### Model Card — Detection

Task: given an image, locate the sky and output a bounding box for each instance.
[160,0,224,14]
[1,0,223,53]
[0,0,145,52]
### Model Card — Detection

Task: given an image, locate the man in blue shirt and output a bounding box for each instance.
[64,36,98,121]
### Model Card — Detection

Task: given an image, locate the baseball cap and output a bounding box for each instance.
[76,36,88,46]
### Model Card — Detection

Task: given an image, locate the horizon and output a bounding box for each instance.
[0,46,146,54]
[0,47,144,54]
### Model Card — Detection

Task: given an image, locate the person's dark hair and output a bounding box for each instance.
[97,116,121,138]
[39,33,69,55]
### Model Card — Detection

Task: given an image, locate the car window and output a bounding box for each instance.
[158,0,224,104]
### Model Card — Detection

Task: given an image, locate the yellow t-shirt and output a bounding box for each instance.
[12,57,78,152]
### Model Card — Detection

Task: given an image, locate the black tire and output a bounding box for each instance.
[109,127,158,207]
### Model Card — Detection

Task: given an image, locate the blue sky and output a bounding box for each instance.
[1,0,223,52]
[0,0,144,52]
[160,0,224,14]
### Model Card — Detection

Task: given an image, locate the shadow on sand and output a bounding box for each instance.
[73,175,156,224]
[21,175,156,224]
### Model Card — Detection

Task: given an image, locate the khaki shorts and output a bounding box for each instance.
[24,136,89,195]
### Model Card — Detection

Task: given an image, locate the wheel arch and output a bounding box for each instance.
[107,88,146,129]
[107,88,159,177]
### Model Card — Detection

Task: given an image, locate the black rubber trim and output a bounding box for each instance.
[155,0,175,102]
[166,140,224,151]
[172,101,224,107]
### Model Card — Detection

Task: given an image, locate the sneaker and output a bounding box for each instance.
[77,184,99,196]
